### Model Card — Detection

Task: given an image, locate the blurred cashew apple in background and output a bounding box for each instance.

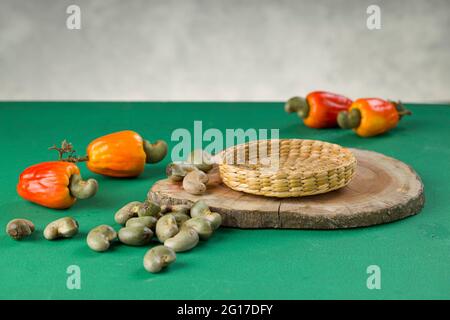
[337,98,411,137]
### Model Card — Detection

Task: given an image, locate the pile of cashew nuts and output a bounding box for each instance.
[6,199,221,274]
[91,199,222,273]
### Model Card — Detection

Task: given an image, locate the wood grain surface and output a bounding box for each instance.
[148,149,425,229]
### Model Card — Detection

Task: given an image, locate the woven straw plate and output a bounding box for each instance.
[217,139,357,198]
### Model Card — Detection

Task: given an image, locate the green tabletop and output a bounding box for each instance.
[0,102,449,300]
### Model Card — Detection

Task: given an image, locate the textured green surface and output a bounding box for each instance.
[0,102,449,300]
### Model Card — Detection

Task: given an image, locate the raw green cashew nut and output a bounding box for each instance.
[138,200,161,217]
[190,200,210,217]
[166,162,200,181]
[6,219,35,240]
[144,139,168,164]
[200,211,222,230]
[69,174,98,199]
[186,149,214,172]
[184,217,213,240]
[44,217,79,240]
[118,225,153,246]
[143,245,176,273]
[164,226,199,252]
[115,200,161,225]
[114,201,142,224]
[156,214,179,242]
[337,108,362,129]
[126,216,158,229]
[87,225,117,252]
[284,96,310,119]
[190,200,222,230]
[170,211,190,227]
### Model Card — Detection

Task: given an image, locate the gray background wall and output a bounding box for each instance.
[0,0,449,102]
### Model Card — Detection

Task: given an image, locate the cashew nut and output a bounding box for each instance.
[166,162,199,181]
[200,211,222,230]
[87,225,117,252]
[190,200,222,230]
[138,200,161,217]
[6,219,35,240]
[118,225,153,246]
[114,200,160,225]
[170,211,190,227]
[184,217,213,240]
[69,174,98,199]
[164,226,199,252]
[183,170,209,195]
[114,201,142,224]
[143,139,168,164]
[143,245,176,273]
[190,200,210,217]
[155,214,179,243]
[126,216,158,230]
[44,217,79,240]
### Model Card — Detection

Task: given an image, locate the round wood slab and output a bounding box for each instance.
[148,149,425,229]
